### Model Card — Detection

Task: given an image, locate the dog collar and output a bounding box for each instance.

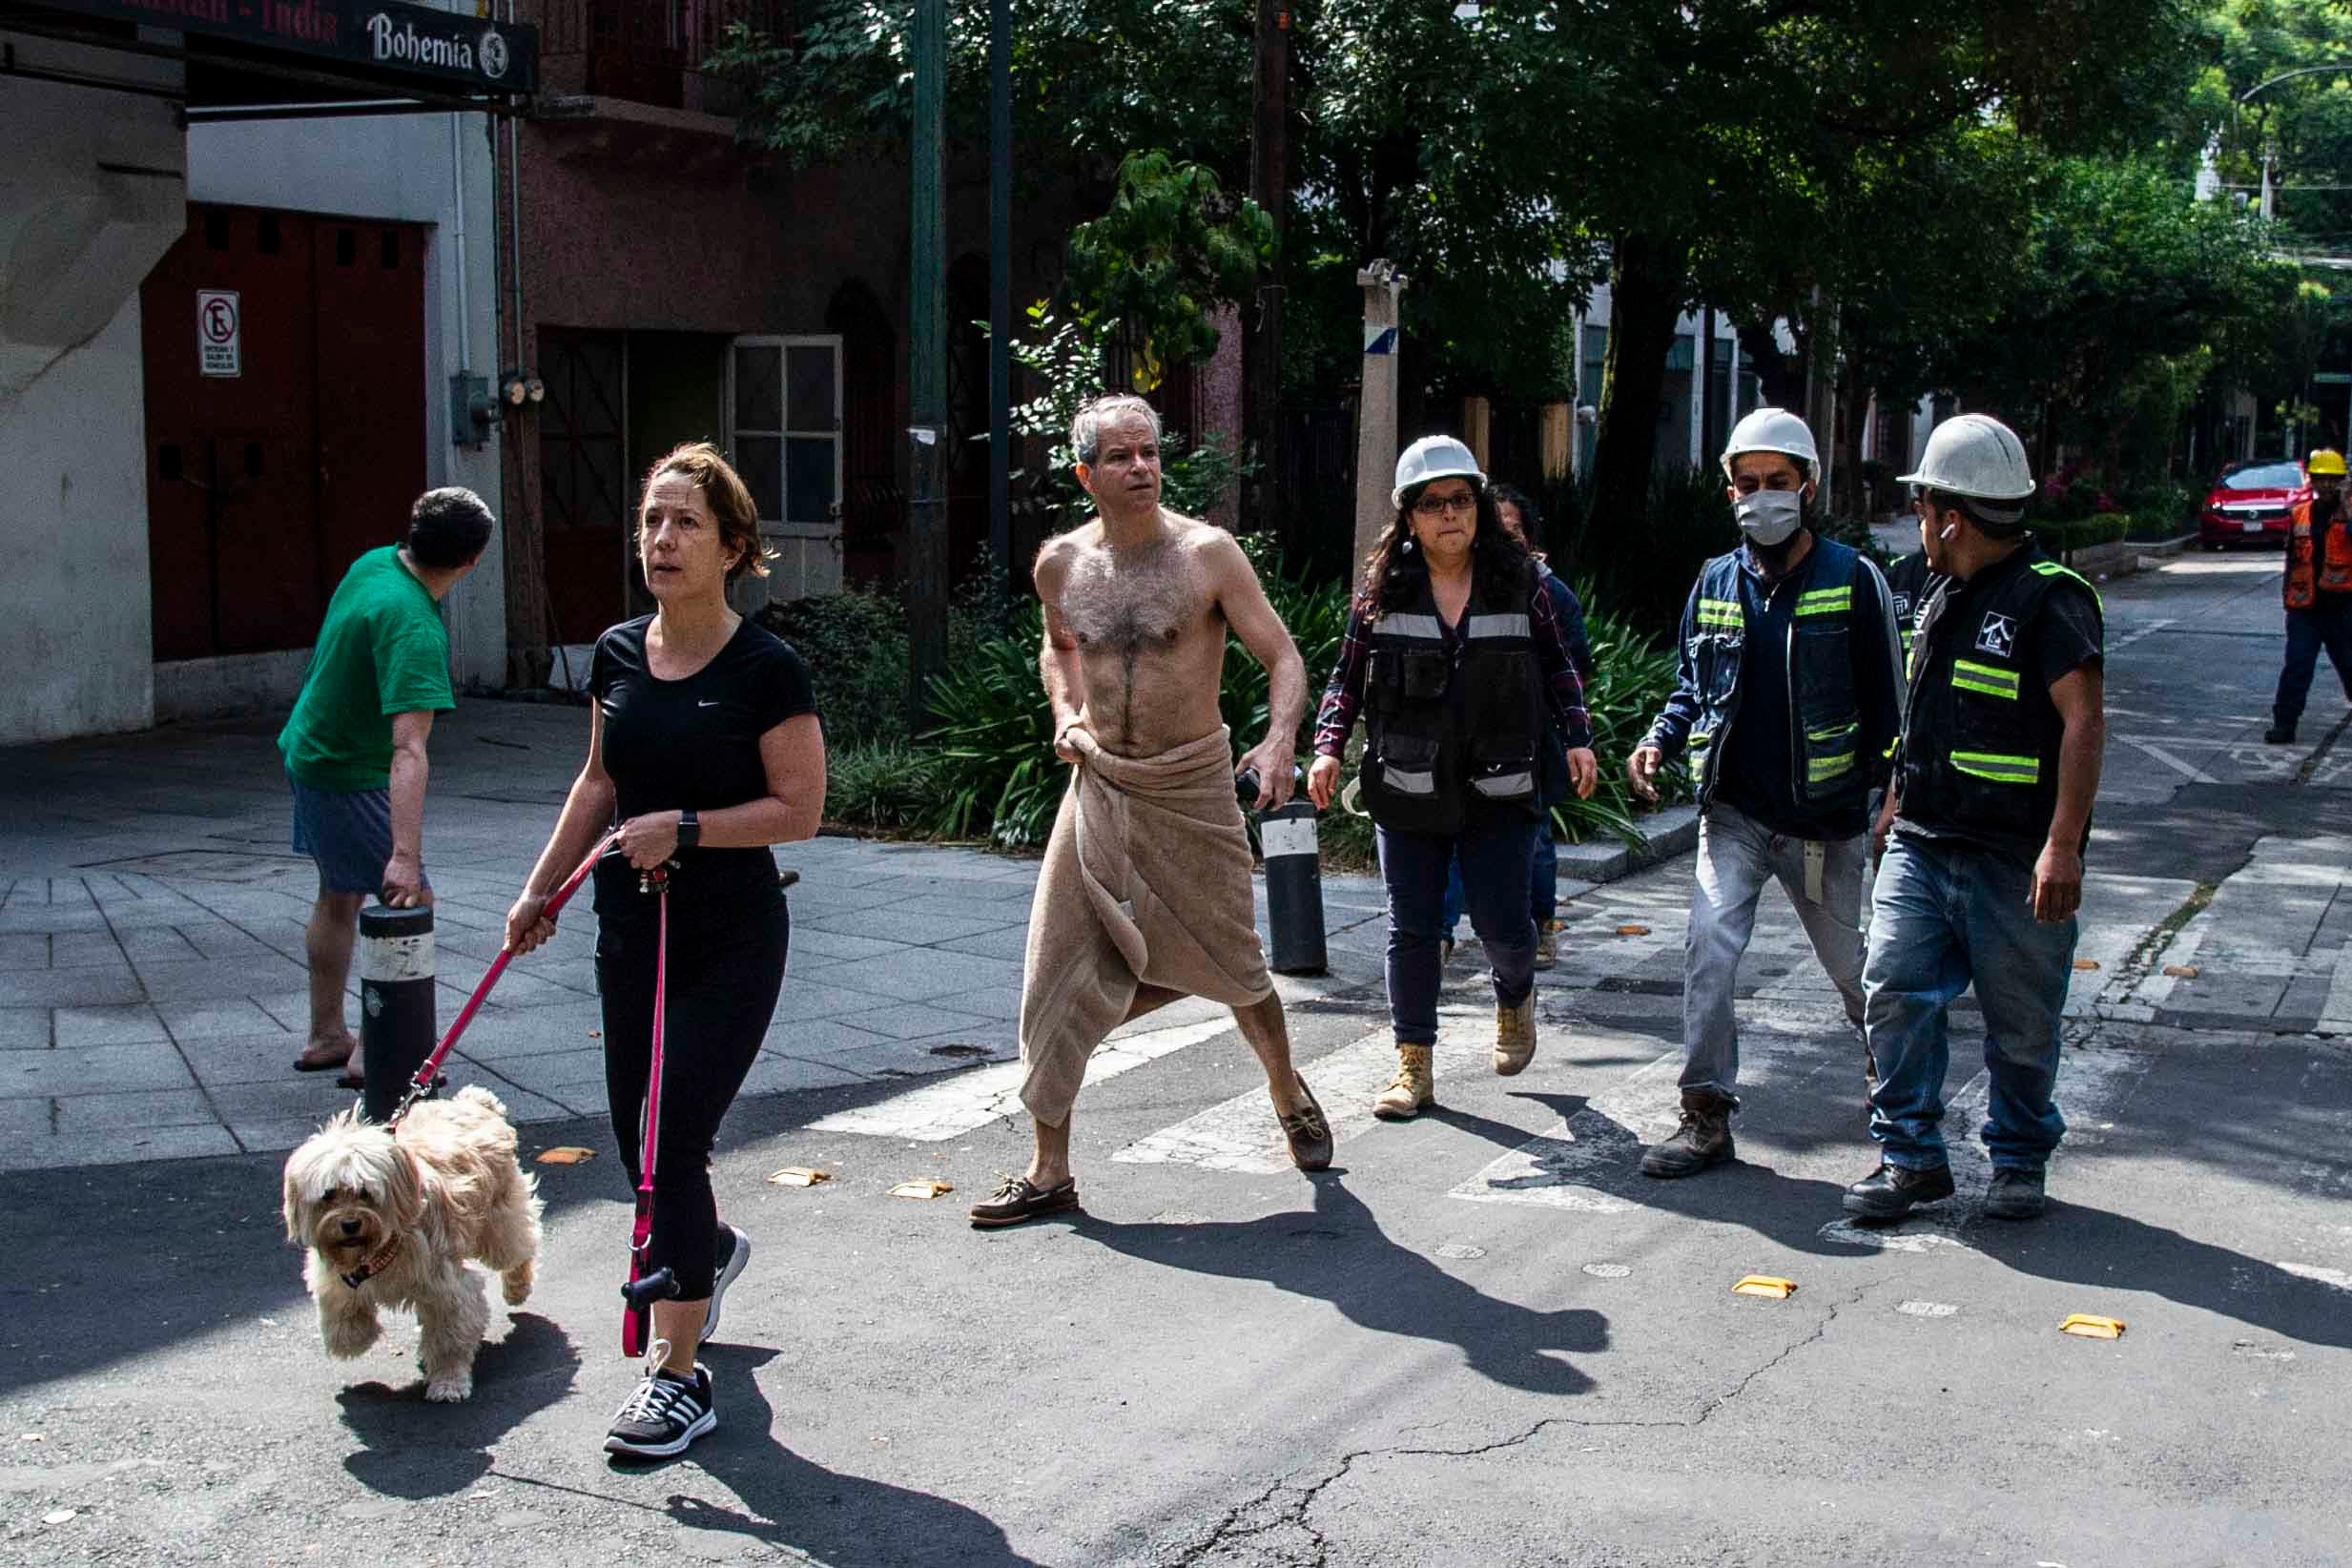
[340,1235,402,1289]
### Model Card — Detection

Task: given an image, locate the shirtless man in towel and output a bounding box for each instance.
[967,394,1334,1228]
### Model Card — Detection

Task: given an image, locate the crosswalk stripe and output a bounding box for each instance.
[1110,1025,1496,1173]
[1819,1042,2157,1252]
[1448,1007,1861,1214]
[807,1017,1236,1142]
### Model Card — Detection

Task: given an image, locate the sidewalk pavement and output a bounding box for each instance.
[0,703,1418,1172]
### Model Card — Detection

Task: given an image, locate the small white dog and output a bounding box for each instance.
[282,1085,545,1402]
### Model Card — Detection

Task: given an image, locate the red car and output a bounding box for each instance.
[2199,459,2309,548]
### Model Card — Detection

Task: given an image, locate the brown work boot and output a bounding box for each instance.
[1639,1091,1736,1178]
[1534,918,1560,971]
[1493,994,1537,1076]
[1372,1043,1435,1121]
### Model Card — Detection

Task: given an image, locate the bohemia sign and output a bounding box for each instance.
[44,0,540,94]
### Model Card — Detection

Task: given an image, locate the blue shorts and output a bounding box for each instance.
[287,770,427,897]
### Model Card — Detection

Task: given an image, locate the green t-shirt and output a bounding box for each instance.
[278,547,456,791]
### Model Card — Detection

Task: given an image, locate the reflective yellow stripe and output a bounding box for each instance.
[1807,753,1856,782]
[1696,597,1743,629]
[1951,659,2020,700]
[1690,729,1715,750]
[2031,559,2104,610]
[1951,751,2040,784]
[1794,587,1851,618]
[1805,721,1858,741]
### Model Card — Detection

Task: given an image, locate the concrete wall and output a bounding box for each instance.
[0,35,186,745]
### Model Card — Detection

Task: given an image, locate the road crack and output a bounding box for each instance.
[1165,1286,1873,1565]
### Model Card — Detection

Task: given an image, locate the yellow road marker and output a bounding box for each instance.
[2059,1313,2126,1339]
[1732,1274,1797,1299]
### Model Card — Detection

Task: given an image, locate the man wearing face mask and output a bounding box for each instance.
[1629,408,1904,1179]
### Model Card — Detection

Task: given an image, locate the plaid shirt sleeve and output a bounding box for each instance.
[1312,609,1375,756]
[1530,583,1594,751]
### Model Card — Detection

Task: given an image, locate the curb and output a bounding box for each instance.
[1553,803,1702,886]
[2063,531,2195,579]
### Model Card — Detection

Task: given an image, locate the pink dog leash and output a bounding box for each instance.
[382,830,620,1130]
[618,859,679,1357]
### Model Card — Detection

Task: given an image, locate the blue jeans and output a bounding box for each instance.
[1441,829,1558,933]
[1379,817,1541,1045]
[1862,835,2077,1172]
[1682,802,1869,1102]
[2273,600,2352,732]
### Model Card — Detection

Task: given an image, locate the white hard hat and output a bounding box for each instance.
[1899,414,2035,504]
[1392,435,1485,511]
[1720,406,1819,479]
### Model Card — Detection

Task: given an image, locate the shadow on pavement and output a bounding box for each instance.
[1074,1169,1608,1396]
[338,1310,582,1496]
[1520,1107,2352,1352]
[622,1346,1045,1567]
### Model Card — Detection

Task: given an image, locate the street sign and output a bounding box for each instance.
[197,290,240,379]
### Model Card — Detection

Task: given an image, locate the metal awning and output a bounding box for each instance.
[1,0,539,117]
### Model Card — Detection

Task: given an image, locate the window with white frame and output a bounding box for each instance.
[726,335,842,532]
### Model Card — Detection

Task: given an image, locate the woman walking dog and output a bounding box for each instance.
[505,442,825,1458]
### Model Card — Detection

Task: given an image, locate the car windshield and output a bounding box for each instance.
[2223,463,2305,491]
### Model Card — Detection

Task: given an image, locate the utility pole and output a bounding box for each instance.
[988,0,1012,611]
[1353,263,1406,571]
[906,0,948,725]
[1246,2,1289,537]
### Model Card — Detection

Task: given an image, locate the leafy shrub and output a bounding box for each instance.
[2034,516,2129,557]
[2125,511,2189,542]
[824,743,943,831]
[1541,467,1735,641]
[755,586,911,747]
[918,600,1063,848]
[1551,590,1690,847]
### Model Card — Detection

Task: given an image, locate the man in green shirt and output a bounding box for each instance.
[280,487,494,1085]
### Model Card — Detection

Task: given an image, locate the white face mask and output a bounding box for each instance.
[1734,488,1804,547]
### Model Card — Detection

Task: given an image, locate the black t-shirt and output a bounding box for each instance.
[1897,560,2103,859]
[589,615,817,922]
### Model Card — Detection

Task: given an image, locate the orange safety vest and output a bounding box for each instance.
[2284,498,2352,609]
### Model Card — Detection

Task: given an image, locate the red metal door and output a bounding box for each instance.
[539,327,629,644]
[314,219,428,590]
[140,204,424,661]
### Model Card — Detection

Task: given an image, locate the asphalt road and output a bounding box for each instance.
[6,547,2350,1567]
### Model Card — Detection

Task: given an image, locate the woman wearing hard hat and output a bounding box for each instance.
[1306,436,1599,1119]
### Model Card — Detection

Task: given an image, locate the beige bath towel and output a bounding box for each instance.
[1018,725,1275,1125]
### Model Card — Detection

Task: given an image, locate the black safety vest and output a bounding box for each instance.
[1683,538,1874,816]
[1899,545,2102,856]
[1360,568,1546,836]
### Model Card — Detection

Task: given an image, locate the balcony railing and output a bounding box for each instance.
[537,0,783,113]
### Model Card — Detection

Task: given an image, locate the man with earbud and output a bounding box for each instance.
[1628,409,1904,1180]
[1846,413,2105,1224]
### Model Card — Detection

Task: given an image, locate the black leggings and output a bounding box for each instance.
[597,894,789,1300]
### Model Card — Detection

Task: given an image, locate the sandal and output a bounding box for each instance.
[293,1042,357,1074]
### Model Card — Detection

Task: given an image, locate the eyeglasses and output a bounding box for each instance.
[1412,490,1479,518]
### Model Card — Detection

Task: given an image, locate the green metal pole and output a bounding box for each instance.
[906,0,949,725]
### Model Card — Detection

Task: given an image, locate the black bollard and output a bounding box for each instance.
[358,903,436,1123]
[1237,769,1330,976]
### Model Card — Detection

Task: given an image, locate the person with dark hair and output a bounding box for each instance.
[505,441,823,1457]
[1307,437,1599,1121]
[1438,482,1591,970]
[280,485,494,1087]
[1847,414,2105,1224]
[1629,408,1904,1182]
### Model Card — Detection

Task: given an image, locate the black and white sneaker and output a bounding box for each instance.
[604,1362,715,1459]
[703,1224,751,1344]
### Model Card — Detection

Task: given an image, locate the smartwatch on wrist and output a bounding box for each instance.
[675,808,700,849]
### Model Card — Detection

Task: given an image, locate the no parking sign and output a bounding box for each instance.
[197,290,240,378]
